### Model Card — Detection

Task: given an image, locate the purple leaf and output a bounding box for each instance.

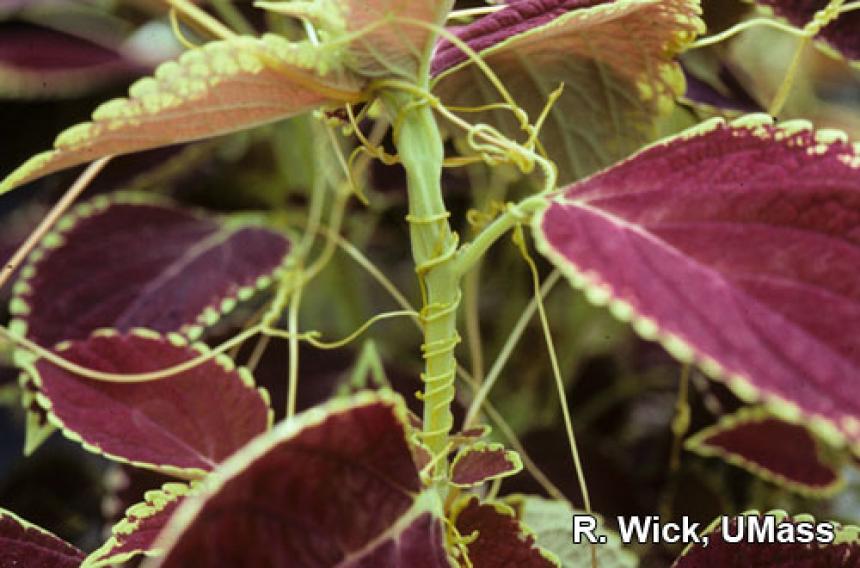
[0,21,142,99]
[85,482,190,567]
[756,0,860,62]
[151,392,449,567]
[0,507,85,568]
[686,407,842,496]
[432,0,704,182]
[19,330,272,477]
[673,511,860,567]
[533,114,860,452]
[449,442,522,487]
[681,60,763,113]
[453,496,556,567]
[13,194,291,346]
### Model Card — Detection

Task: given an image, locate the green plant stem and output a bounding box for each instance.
[382,91,459,478]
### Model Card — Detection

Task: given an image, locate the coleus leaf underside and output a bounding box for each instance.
[431,0,704,183]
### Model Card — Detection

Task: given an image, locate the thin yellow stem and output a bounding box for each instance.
[464,267,485,384]
[0,324,261,383]
[447,6,504,21]
[689,17,806,50]
[463,270,561,428]
[164,0,236,40]
[669,364,692,472]
[768,36,808,117]
[514,226,594,567]
[286,278,303,419]
[0,157,111,292]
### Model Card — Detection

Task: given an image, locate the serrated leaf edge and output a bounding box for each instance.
[149,390,418,557]
[8,191,291,346]
[451,495,561,567]
[449,441,523,488]
[685,406,844,498]
[432,0,705,117]
[15,327,273,479]
[532,113,860,456]
[673,509,860,564]
[83,481,196,568]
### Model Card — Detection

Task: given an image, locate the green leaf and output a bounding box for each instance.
[509,495,638,568]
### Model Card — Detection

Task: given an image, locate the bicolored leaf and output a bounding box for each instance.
[509,496,638,568]
[673,510,860,567]
[84,482,191,568]
[0,22,143,99]
[17,330,272,477]
[755,0,860,63]
[258,0,454,78]
[686,407,843,496]
[0,507,85,568]
[532,114,860,453]
[449,442,522,487]
[149,392,451,567]
[11,193,291,346]
[452,496,557,567]
[432,0,704,183]
[0,34,364,193]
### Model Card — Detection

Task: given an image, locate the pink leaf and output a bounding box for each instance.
[0,35,364,193]
[151,393,450,567]
[533,114,860,452]
[673,511,860,567]
[756,0,860,62]
[19,331,272,477]
[0,507,84,568]
[12,194,291,346]
[85,482,190,567]
[453,496,556,568]
[340,0,455,77]
[686,407,842,496]
[450,442,522,487]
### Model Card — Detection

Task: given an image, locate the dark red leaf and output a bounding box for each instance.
[339,513,451,568]
[0,21,142,98]
[450,442,522,487]
[13,194,291,347]
[453,496,555,567]
[533,115,860,452]
[19,331,271,476]
[756,0,860,62]
[153,393,448,567]
[0,507,85,568]
[673,511,860,567]
[687,408,842,495]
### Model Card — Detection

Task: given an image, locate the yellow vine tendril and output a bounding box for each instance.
[511,223,596,568]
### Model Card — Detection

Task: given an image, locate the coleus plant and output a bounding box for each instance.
[0,0,858,566]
